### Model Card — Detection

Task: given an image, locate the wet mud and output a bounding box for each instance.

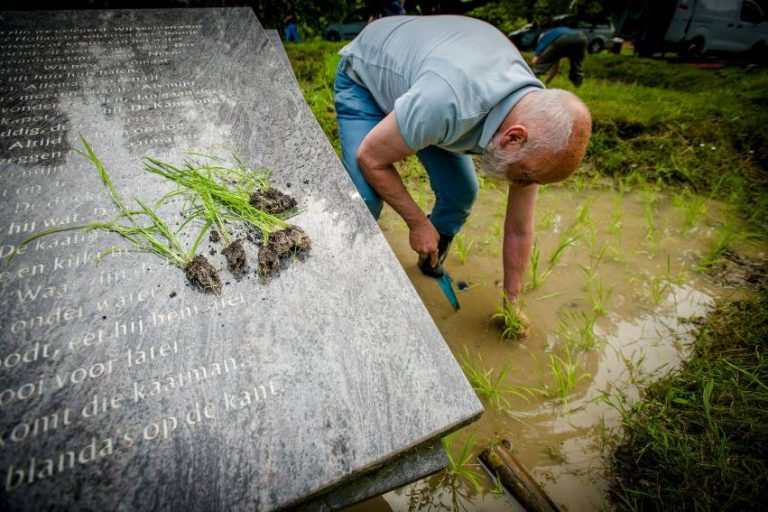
[184,254,222,294]
[249,187,298,214]
[222,239,247,276]
[370,182,766,511]
[257,225,311,276]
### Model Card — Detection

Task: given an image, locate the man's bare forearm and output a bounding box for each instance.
[362,163,428,229]
[502,184,538,301]
[503,230,533,300]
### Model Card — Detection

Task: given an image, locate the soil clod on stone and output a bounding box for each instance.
[222,239,247,276]
[249,187,297,215]
[258,225,311,276]
[185,254,222,294]
[209,229,221,243]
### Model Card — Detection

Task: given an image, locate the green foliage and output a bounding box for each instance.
[466,1,527,34]
[285,41,344,154]
[609,296,768,511]
[579,53,768,236]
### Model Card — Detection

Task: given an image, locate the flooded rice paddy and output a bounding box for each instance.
[352,178,764,511]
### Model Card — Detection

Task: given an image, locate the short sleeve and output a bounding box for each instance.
[393,75,458,152]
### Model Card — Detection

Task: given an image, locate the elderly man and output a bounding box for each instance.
[334,15,591,318]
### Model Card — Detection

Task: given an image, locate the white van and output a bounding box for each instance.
[617,0,768,58]
[667,0,768,56]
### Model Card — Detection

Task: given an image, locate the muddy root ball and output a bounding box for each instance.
[185,254,222,294]
[222,239,247,276]
[257,225,311,276]
[249,187,297,214]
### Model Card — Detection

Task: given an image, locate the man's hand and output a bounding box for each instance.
[506,295,531,338]
[409,219,439,268]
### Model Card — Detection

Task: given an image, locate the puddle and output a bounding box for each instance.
[356,181,763,511]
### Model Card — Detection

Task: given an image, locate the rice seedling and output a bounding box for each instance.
[460,348,529,408]
[587,278,613,317]
[142,155,289,240]
[546,346,591,407]
[453,233,474,265]
[697,218,747,269]
[549,232,579,268]
[491,296,529,340]
[608,198,623,237]
[441,432,483,492]
[476,175,497,191]
[527,239,551,290]
[536,209,557,230]
[559,311,600,352]
[674,188,708,234]
[13,137,220,293]
[573,198,595,231]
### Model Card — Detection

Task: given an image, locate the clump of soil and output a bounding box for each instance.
[209,229,221,243]
[249,187,297,214]
[222,239,247,277]
[258,225,311,276]
[184,254,222,294]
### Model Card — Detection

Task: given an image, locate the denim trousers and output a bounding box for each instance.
[333,60,478,237]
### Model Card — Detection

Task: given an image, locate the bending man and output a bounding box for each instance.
[334,16,591,320]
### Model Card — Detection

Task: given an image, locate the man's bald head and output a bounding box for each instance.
[481,89,592,186]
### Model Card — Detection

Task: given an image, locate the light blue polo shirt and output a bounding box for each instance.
[339,15,544,154]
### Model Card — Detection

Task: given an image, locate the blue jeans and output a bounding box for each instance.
[284,23,299,43]
[333,60,478,237]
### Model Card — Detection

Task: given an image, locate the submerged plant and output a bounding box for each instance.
[460,348,529,409]
[674,187,708,233]
[546,345,591,407]
[527,238,551,290]
[492,297,529,341]
[453,233,474,265]
[441,432,483,492]
[697,218,748,269]
[559,311,600,352]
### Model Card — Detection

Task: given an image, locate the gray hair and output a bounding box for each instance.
[481,89,579,180]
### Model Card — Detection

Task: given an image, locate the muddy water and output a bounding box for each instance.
[353,182,758,511]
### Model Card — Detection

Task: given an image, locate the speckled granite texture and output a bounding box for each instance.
[0,9,481,511]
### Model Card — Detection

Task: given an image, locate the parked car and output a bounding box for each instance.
[509,14,616,54]
[323,8,368,41]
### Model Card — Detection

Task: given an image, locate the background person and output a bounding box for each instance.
[531,26,588,87]
[366,0,406,20]
[283,2,299,43]
[333,16,592,324]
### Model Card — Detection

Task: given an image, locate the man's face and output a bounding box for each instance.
[481,134,561,187]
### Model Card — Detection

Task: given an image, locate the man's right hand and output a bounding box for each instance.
[409,219,439,268]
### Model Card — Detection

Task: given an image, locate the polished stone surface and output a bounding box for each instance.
[0,8,481,511]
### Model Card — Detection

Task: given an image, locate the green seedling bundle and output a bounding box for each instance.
[13,137,310,293]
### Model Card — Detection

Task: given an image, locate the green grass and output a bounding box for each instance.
[608,295,768,511]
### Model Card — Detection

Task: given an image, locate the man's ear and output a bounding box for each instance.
[498,125,528,149]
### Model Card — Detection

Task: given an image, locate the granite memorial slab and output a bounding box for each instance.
[262,30,453,509]
[0,8,482,511]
